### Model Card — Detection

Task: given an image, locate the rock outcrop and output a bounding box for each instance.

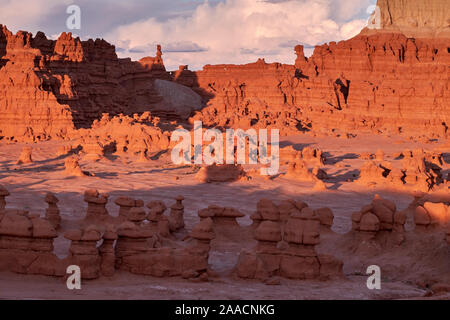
[236,203,343,281]
[0,185,9,210]
[16,146,33,164]
[44,192,61,229]
[195,164,247,183]
[363,0,450,38]
[180,32,449,139]
[0,210,62,276]
[0,26,197,142]
[351,195,407,246]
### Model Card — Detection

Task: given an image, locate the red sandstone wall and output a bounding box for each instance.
[177,33,449,138]
[0,25,168,142]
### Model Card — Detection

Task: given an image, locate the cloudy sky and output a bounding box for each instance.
[0,0,377,70]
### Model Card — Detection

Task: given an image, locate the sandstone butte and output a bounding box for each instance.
[0,0,449,143]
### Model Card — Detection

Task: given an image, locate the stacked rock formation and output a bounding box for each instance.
[358,149,445,191]
[169,196,185,231]
[16,146,33,164]
[314,207,334,231]
[80,137,105,161]
[146,201,170,237]
[44,192,61,229]
[64,156,85,177]
[115,219,214,279]
[114,196,145,220]
[414,202,450,230]
[0,210,62,276]
[198,205,244,226]
[64,226,102,279]
[84,189,110,221]
[351,195,406,244]
[0,185,9,210]
[99,227,117,277]
[237,200,342,281]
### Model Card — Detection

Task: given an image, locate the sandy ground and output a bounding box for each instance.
[0,133,448,300]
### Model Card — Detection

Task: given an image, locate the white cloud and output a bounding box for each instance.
[105,0,374,70]
[1,0,375,71]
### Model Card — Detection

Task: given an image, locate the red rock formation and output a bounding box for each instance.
[64,156,85,177]
[195,164,247,183]
[0,26,189,142]
[114,196,144,220]
[363,0,450,38]
[83,189,110,222]
[351,195,406,245]
[114,219,214,279]
[0,185,9,210]
[16,146,33,164]
[236,203,343,281]
[414,201,450,229]
[198,205,244,226]
[71,114,170,158]
[64,226,102,279]
[146,201,170,237]
[180,32,449,139]
[44,192,61,229]
[0,210,62,276]
[169,195,185,231]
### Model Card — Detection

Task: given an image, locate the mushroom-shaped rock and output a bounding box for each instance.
[114,196,136,208]
[359,213,380,232]
[423,202,449,223]
[0,213,33,237]
[45,192,59,204]
[284,208,320,245]
[146,200,167,221]
[44,192,61,229]
[314,207,334,228]
[128,207,147,224]
[169,195,185,231]
[278,200,296,220]
[0,185,10,210]
[84,189,108,204]
[64,156,85,177]
[117,222,153,239]
[64,229,83,241]
[256,199,280,221]
[414,206,431,226]
[17,146,33,164]
[31,217,57,238]
[254,221,282,242]
[191,218,215,241]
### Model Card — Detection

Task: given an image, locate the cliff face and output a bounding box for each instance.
[0,25,169,141]
[0,0,449,142]
[177,32,449,138]
[365,0,450,37]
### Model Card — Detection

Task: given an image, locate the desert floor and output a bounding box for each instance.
[0,133,449,300]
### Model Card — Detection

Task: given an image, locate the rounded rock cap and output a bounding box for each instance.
[0,185,10,196]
